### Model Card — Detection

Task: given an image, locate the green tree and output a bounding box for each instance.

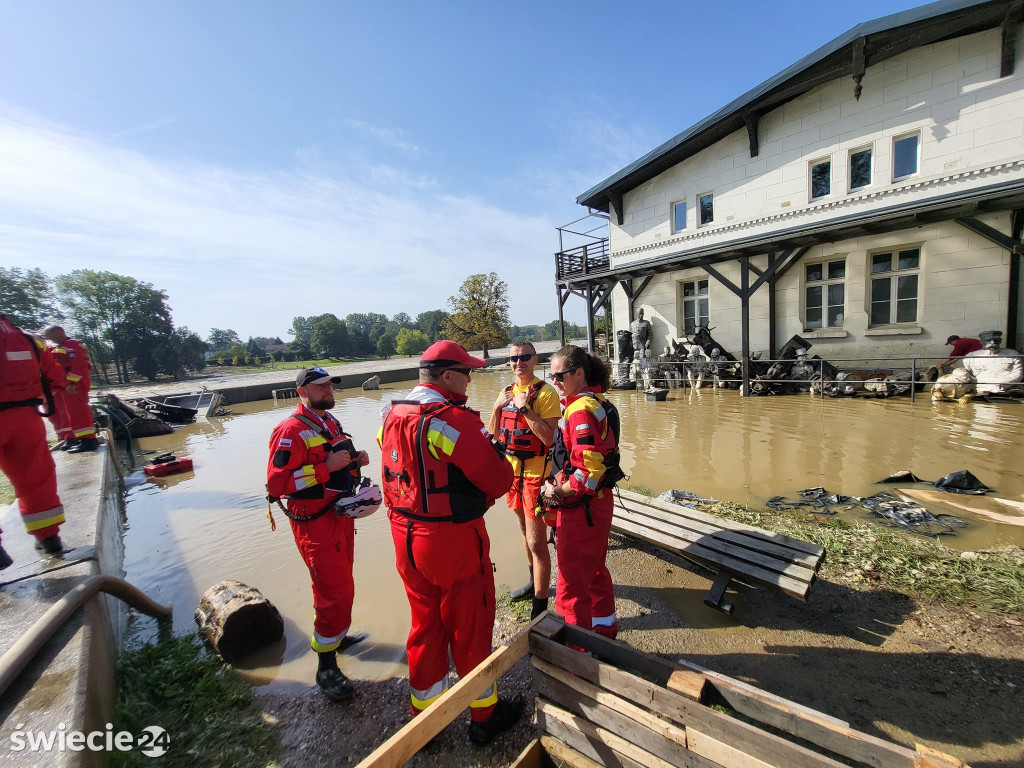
[443,272,510,358]
[56,270,173,384]
[415,309,449,342]
[154,327,209,380]
[395,328,430,357]
[391,312,414,328]
[0,267,63,329]
[346,313,388,355]
[207,328,241,353]
[376,331,396,358]
[311,314,350,358]
[288,316,314,358]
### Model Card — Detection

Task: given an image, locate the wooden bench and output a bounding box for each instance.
[354,613,969,768]
[610,488,824,613]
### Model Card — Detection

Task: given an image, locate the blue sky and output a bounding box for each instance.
[0,0,926,338]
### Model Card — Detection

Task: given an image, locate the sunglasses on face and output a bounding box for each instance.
[446,367,473,377]
[509,354,534,363]
[550,368,579,382]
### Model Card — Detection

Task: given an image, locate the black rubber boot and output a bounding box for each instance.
[509,566,533,603]
[468,694,525,746]
[54,439,77,451]
[0,545,13,570]
[67,437,99,453]
[316,652,355,703]
[34,535,64,555]
[531,597,548,620]
[338,632,368,652]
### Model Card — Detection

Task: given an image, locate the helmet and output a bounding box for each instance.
[335,477,383,519]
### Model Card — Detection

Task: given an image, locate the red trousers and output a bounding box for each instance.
[0,407,65,543]
[50,381,95,441]
[555,492,618,639]
[390,513,497,722]
[289,505,355,652]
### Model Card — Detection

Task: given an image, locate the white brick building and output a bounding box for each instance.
[557,0,1024,379]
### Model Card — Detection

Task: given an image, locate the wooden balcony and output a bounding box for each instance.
[555,238,610,281]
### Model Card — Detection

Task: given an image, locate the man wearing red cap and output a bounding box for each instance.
[267,366,371,702]
[44,325,98,453]
[1,314,67,569]
[379,340,522,746]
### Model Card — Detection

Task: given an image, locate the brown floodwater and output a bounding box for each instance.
[122,372,1024,690]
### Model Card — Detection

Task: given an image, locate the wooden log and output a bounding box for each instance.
[537,700,718,768]
[194,580,283,662]
[913,744,968,768]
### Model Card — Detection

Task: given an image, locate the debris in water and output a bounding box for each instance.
[658,489,719,508]
[932,470,993,495]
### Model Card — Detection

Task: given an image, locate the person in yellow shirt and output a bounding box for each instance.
[488,341,562,618]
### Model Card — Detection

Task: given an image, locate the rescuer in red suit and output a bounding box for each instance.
[379,340,523,746]
[0,314,67,569]
[43,325,98,453]
[266,366,371,702]
[541,345,623,640]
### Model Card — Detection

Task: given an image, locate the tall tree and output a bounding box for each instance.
[154,327,209,380]
[311,314,350,358]
[207,328,242,352]
[395,328,430,357]
[415,309,450,342]
[0,267,63,329]
[287,316,314,358]
[391,312,414,328]
[443,272,510,358]
[376,331,396,358]
[56,270,173,383]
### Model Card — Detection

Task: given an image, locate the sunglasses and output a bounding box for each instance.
[509,354,533,363]
[446,367,473,377]
[550,368,579,382]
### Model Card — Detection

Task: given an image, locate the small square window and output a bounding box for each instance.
[672,201,687,233]
[850,147,872,191]
[699,193,714,226]
[828,261,846,280]
[806,263,823,282]
[893,134,919,179]
[871,253,892,273]
[810,158,831,199]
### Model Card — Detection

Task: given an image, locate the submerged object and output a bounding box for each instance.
[144,455,194,477]
[933,470,993,495]
[877,469,926,484]
[859,492,966,534]
[195,580,284,662]
[658,489,718,508]
[897,488,1024,527]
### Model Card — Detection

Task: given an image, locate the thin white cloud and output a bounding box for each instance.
[343,118,424,156]
[0,110,562,336]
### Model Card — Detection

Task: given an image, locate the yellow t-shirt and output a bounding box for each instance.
[505,377,562,478]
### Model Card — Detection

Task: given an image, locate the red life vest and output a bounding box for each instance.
[496,380,546,459]
[0,315,47,409]
[380,400,487,524]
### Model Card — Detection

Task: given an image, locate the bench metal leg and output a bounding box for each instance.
[703,571,735,614]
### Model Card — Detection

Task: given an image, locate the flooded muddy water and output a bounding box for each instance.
[122,372,1024,690]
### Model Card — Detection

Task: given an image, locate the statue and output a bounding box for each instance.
[658,345,684,389]
[611,330,635,389]
[788,348,816,392]
[685,345,708,389]
[630,309,652,359]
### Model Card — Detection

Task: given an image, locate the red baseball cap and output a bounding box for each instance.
[419,340,486,369]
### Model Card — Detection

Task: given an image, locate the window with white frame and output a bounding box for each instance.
[804,260,845,329]
[870,248,920,325]
[892,132,920,180]
[672,200,687,233]
[681,279,709,334]
[809,157,831,200]
[849,146,872,191]
[698,192,714,226]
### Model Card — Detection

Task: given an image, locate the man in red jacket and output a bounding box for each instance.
[267,366,372,702]
[379,340,522,747]
[44,325,98,453]
[1,314,67,569]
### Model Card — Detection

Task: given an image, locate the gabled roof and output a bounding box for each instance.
[577,0,1021,214]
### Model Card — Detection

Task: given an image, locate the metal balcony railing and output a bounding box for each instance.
[555,239,610,280]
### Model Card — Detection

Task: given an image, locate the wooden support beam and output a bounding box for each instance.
[768,252,777,359]
[743,113,759,158]
[749,247,809,295]
[703,263,742,298]
[1009,208,1023,350]
[586,284,595,353]
[747,261,764,278]
[557,287,566,347]
[770,247,807,283]
[1001,2,1023,78]
[741,257,751,395]
[608,192,624,226]
[957,216,1024,254]
[852,37,866,100]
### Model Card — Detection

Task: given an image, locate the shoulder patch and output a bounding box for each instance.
[272,449,291,468]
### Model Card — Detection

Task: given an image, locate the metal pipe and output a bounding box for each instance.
[0,575,172,698]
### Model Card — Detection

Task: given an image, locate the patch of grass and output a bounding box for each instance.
[0,474,13,506]
[710,502,1024,616]
[111,633,277,768]
[497,590,532,623]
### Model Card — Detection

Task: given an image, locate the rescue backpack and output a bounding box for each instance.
[549,392,625,489]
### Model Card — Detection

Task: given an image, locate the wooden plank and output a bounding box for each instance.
[538,629,851,768]
[534,669,696,767]
[687,728,777,768]
[668,669,709,702]
[540,736,605,768]
[533,656,691,747]
[614,503,819,579]
[510,738,547,768]
[614,498,823,569]
[914,744,968,768]
[538,700,720,768]
[615,489,825,558]
[612,515,812,600]
[354,613,539,768]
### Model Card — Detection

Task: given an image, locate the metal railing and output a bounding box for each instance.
[555,239,610,280]
[629,354,1024,402]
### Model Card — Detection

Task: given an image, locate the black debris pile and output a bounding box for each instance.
[658,489,719,509]
[876,469,926,484]
[859,492,967,535]
[766,487,859,516]
[933,470,993,495]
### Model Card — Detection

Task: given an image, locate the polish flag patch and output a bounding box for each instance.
[278,438,292,447]
[575,423,590,436]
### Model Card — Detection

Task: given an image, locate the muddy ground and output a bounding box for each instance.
[257,532,1024,768]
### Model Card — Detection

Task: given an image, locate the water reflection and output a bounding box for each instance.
[122,375,1024,691]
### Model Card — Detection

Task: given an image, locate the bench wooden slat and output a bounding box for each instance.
[614,498,823,569]
[615,489,825,558]
[612,515,813,600]
[613,504,819,583]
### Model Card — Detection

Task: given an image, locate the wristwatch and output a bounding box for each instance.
[517,404,530,415]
